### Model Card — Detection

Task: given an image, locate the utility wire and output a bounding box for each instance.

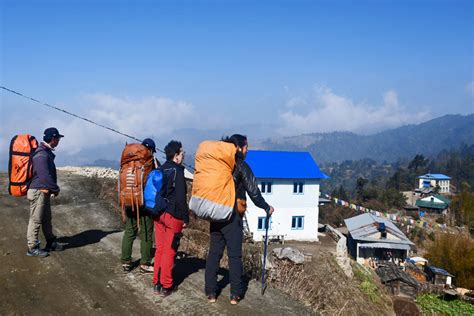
[1,85,195,170]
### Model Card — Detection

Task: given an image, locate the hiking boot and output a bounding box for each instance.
[207,293,217,303]
[230,295,241,305]
[159,286,177,298]
[27,247,49,258]
[153,283,162,295]
[140,265,154,274]
[122,263,133,273]
[45,240,63,252]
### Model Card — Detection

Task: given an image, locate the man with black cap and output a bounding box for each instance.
[26,127,64,257]
[120,138,157,273]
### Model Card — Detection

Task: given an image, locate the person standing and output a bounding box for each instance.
[153,140,189,297]
[205,134,274,305]
[26,127,65,257]
[121,138,157,273]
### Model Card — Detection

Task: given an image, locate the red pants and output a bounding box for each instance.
[153,212,183,288]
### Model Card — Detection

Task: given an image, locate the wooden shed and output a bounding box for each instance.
[424,266,454,286]
[376,263,420,298]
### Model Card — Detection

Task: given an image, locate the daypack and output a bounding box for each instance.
[118,143,154,219]
[189,141,237,221]
[144,167,177,216]
[8,134,39,197]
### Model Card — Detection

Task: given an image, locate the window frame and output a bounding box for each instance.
[291,216,304,230]
[257,216,272,231]
[293,181,304,194]
[261,181,273,194]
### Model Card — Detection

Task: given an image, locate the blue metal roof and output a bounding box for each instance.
[245,150,329,180]
[426,266,454,277]
[418,173,451,180]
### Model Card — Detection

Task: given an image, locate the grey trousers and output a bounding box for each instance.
[27,189,55,249]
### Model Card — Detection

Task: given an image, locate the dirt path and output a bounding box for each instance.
[0,172,315,315]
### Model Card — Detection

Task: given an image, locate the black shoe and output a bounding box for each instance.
[27,247,49,258]
[230,295,241,305]
[207,293,217,303]
[122,263,133,273]
[159,286,177,298]
[45,240,63,252]
[153,283,162,295]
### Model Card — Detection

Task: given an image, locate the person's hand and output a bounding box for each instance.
[182,223,187,229]
[268,206,274,216]
[40,189,49,194]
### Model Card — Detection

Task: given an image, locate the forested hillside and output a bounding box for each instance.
[258,114,474,163]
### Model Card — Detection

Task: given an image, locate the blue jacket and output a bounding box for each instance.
[29,143,60,193]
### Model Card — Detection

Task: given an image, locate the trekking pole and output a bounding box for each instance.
[261,212,270,296]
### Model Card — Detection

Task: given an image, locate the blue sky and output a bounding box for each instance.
[0,0,473,162]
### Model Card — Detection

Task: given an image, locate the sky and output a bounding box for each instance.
[0,0,473,166]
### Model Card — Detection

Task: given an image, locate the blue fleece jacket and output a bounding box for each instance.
[29,143,60,193]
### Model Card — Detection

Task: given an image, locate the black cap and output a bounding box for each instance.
[43,127,64,142]
[142,138,156,153]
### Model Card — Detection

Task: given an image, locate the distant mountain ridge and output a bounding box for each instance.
[256,114,474,163]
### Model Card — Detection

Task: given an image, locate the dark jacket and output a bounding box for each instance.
[234,153,270,212]
[29,143,60,193]
[162,160,189,223]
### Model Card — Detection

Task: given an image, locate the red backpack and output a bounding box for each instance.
[8,134,39,197]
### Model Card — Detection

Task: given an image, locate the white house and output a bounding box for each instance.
[244,150,328,242]
[418,173,451,194]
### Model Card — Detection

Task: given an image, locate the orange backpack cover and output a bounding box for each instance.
[8,134,39,197]
[118,143,154,215]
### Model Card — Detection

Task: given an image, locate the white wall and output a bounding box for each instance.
[418,178,450,193]
[245,179,320,241]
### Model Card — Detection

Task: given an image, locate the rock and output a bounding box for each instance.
[272,247,305,264]
[58,166,118,179]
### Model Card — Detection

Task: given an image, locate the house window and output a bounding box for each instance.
[258,217,271,231]
[293,182,304,194]
[261,182,272,194]
[291,216,304,230]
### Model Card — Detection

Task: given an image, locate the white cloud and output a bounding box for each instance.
[278,86,430,135]
[50,93,205,154]
[466,81,474,97]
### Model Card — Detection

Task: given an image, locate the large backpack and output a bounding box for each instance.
[189,141,237,221]
[8,134,39,197]
[144,167,177,216]
[118,143,154,220]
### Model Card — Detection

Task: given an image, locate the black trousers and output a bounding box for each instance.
[205,211,243,297]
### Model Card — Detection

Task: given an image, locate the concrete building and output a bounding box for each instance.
[245,150,328,242]
[418,173,451,194]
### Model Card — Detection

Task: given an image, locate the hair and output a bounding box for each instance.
[222,134,247,148]
[43,135,53,143]
[165,140,182,161]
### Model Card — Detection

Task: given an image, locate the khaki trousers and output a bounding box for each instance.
[27,189,55,249]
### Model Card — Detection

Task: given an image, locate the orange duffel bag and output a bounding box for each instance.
[8,134,39,197]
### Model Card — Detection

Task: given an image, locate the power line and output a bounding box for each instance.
[1,85,195,169]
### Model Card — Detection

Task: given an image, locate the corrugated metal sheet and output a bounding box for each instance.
[246,150,329,179]
[418,173,451,180]
[344,213,413,246]
[358,242,411,250]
